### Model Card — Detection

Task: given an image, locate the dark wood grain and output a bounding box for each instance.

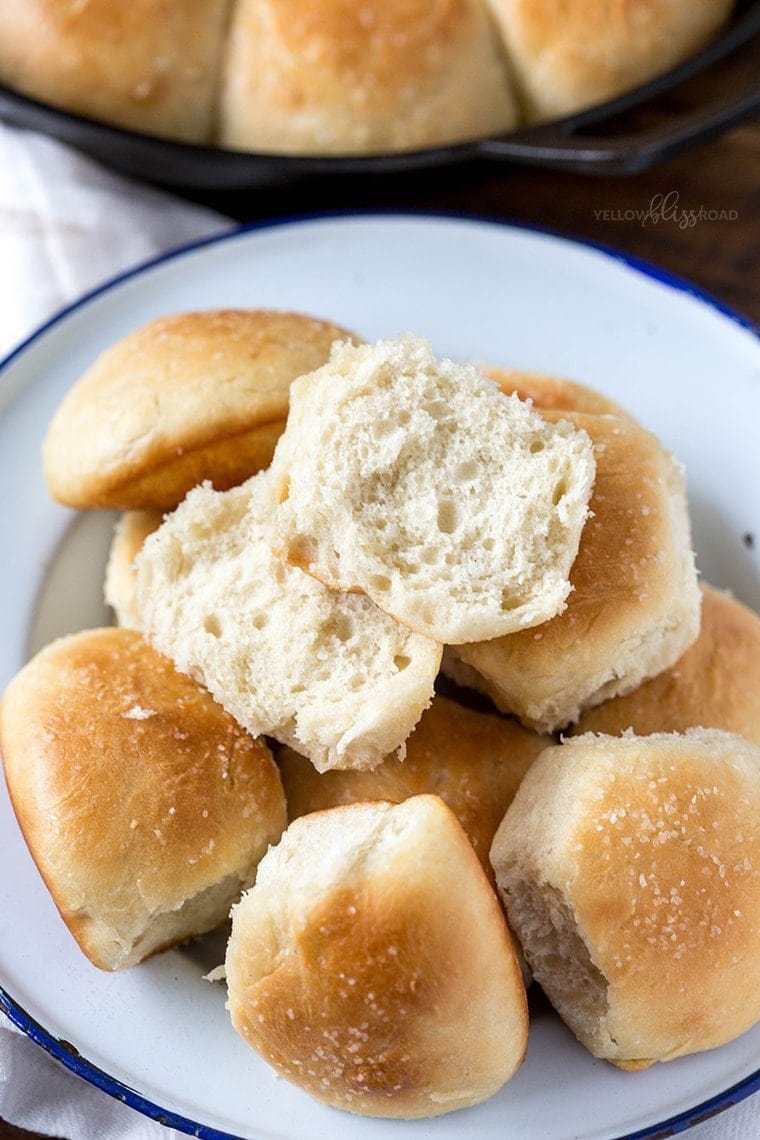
[2,106,757,1140]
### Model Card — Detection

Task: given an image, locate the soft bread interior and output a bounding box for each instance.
[446,412,700,732]
[270,334,596,644]
[136,473,441,771]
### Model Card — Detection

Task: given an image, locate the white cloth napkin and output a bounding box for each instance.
[0,123,228,360]
[0,121,758,1140]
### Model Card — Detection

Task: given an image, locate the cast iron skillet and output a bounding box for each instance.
[0,0,758,188]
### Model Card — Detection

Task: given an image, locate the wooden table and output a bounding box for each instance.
[1,104,758,1140]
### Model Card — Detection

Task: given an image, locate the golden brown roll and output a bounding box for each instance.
[484,0,735,123]
[104,510,164,630]
[0,627,286,970]
[444,411,701,732]
[277,694,549,878]
[219,0,519,154]
[490,729,760,1067]
[0,1,736,152]
[573,584,760,745]
[226,796,529,1117]
[483,365,635,420]
[43,309,358,511]
[0,0,230,143]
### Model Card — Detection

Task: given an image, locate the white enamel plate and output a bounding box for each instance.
[0,215,758,1140]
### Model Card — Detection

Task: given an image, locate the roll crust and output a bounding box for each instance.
[277,694,549,879]
[104,510,164,629]
[0,627,286,970]
[0,0,230,143]
[573,584,760,745]
[484,365,635,420]
[226,796,528,1117]
[490,729,760,1066]
[43,309,358,511]
[485,0,735,122]
[220,0,519,154]
[0,0,735,149]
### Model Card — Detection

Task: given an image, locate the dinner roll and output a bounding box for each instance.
[270,334,596,644]
[0,628,286,971]
[490,729,760,1067]
[220,0,519,155]
[0,0,229,143]
[484,365,635,420]
[484,0,735,123]
[43,309,358,511]
[278,694,549,877]
[225,795,528,1117]
[573,585,760,745]
[104,510,164,630]
[136,474,441,773]
[445,412,700,732]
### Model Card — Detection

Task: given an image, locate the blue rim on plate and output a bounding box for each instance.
[0,211,758,1140]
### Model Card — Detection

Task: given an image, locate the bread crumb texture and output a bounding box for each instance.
[490,729,760,1065]
[135,473,441,772]
[447,410,700,731]
[271,334,596,644]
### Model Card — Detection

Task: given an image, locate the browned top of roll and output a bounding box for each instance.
[485,0,735,122]
[573,584,760,745]
[278,694,549,878]
[490,729,760,1065]
[42,309,358,511]
[484,365,635,420]
[0,627,286,969]
[220,0,519,154]
[0,0,230,143]
[226,796,528,1117]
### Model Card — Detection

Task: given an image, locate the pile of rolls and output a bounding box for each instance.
[1,306,758,1120]
[0,1,736,155]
